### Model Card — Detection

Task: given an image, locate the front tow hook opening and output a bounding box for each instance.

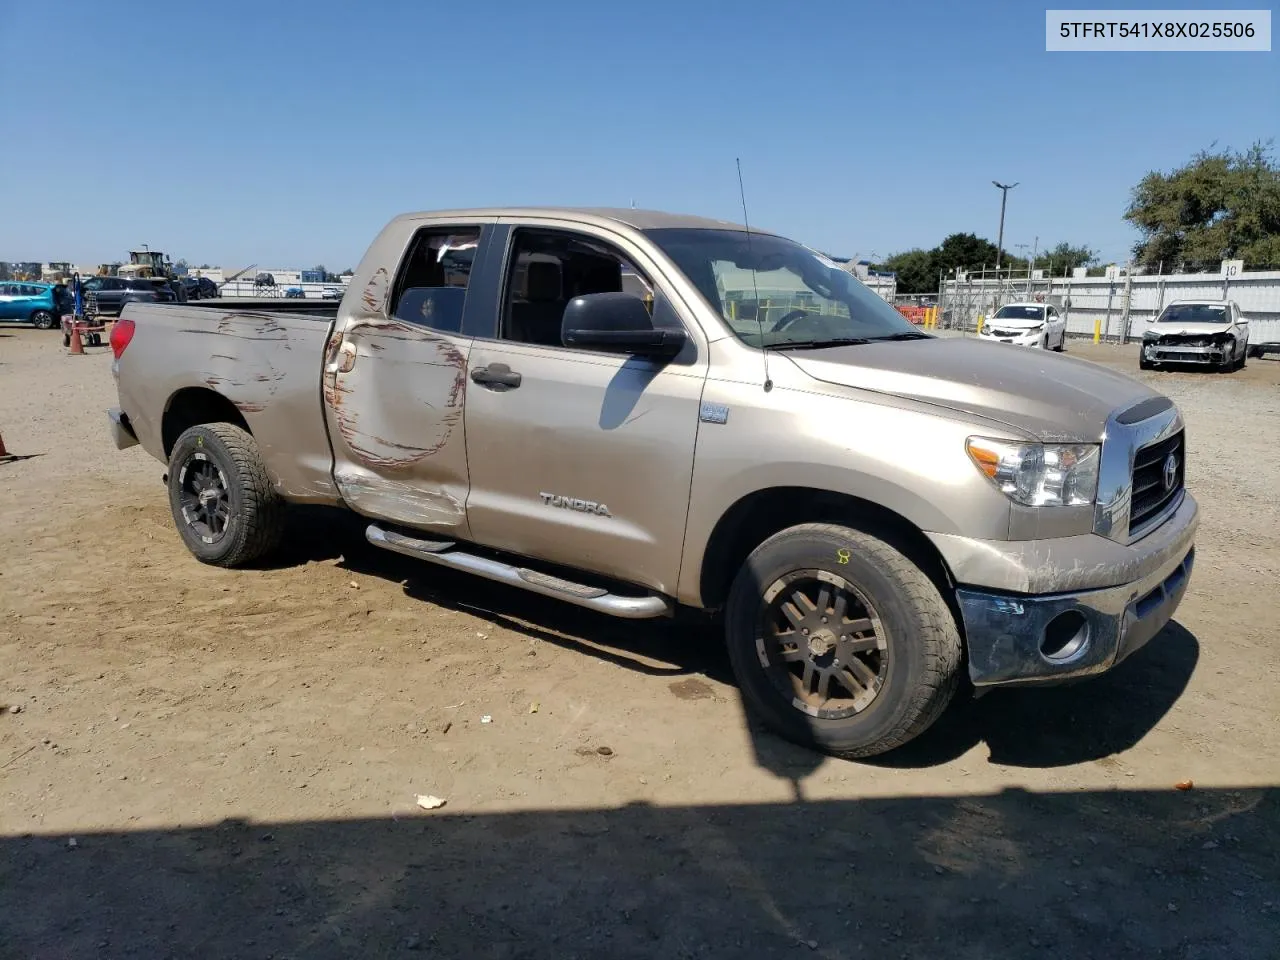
[1041,609,1090,662]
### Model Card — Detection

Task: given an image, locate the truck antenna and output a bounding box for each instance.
[736,158,772,392]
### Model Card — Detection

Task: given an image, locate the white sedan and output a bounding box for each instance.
[979,302,1066,351]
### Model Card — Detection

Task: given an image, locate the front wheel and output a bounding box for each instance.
[167,423,285,567]
[30,310,56,330]
[725,523,962,759]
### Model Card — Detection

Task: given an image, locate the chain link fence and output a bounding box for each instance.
[937,266,1280,346]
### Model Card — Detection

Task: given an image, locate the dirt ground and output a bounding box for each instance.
[2,323,1278,959]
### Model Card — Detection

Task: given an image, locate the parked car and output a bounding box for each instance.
[81,275,176,316]
[195,277,219,299]
[980,302,1066,350]
[107,207,1197,760]
[178,277,204,300]
[284,286,306,298]
[1139,299,1250,371]
[320,286,343,300]
[0,280,71,329]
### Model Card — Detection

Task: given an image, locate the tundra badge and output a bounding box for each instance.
[540,492,612,517]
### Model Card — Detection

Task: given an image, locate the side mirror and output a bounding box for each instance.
[561,292,687,358]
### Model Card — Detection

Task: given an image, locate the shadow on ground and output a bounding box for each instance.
[269,508,1201,778]
[1,787,1275,959]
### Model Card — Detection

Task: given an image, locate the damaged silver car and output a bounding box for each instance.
[1139,300,1250,372]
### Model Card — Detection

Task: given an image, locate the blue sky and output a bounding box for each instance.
[1,0,1274,269]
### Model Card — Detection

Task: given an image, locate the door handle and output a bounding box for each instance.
[470,363,522,389]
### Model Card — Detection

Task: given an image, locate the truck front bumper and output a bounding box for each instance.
[932,493,1199,687]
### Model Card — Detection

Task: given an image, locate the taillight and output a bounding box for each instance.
[110,318,136,359]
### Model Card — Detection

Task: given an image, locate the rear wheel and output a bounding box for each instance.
[725,523,962,759]
[30,310,55,330]
[166,423,285,567]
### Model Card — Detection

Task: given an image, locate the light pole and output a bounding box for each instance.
[1028,235,1038,295]
[992,181,1018,271]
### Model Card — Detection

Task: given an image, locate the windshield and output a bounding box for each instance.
[1158,304,1227,324]
[993,305,1044,321]
[644,228,925,348]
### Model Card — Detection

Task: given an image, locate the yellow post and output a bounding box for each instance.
[976,314,985,334]
[730,300,738,322]
[1093,319,1101,343]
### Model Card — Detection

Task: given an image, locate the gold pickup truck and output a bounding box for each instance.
[107,208,1198,758]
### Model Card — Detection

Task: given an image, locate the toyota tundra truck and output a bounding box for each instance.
[106,207,1198,759]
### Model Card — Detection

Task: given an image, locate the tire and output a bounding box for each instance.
[1139,356,1153,370]
[166,423,285,567]
[62,333,70,347]
[725,523,962,759]
[30,310,56,330]
[1054,331,1066,352]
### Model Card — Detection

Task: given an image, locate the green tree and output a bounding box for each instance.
[1125,141,1280,270]
[1033,242,1096,273]
[877,248,935,294]
[877,233,1099,293]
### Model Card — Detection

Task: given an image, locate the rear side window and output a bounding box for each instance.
[388,227,482,333]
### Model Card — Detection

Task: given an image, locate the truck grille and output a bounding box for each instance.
[1129,430,1184,535]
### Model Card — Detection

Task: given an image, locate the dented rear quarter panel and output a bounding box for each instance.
[114,302,341,502]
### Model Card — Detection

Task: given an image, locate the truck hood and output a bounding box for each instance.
[1143,322,1233,337]
[782,337,1160,442]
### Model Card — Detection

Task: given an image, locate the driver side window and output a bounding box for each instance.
[499,228,683,352]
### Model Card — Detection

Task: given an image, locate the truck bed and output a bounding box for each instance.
[179,298,342,320]
[115,301,341,503]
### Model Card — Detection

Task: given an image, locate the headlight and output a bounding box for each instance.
[966,438,1100,506]
[1021,324,1044,335]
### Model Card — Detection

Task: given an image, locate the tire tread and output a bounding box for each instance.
[170,423,284,567]
[727,522,962,759]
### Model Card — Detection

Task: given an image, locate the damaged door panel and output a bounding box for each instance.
[323,221,496,534]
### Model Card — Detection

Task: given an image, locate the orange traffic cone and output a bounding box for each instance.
[69,323,84,355]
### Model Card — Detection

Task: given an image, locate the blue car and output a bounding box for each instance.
[0,281,71,329]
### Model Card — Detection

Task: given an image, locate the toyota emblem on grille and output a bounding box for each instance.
[1162,452,1178,492]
